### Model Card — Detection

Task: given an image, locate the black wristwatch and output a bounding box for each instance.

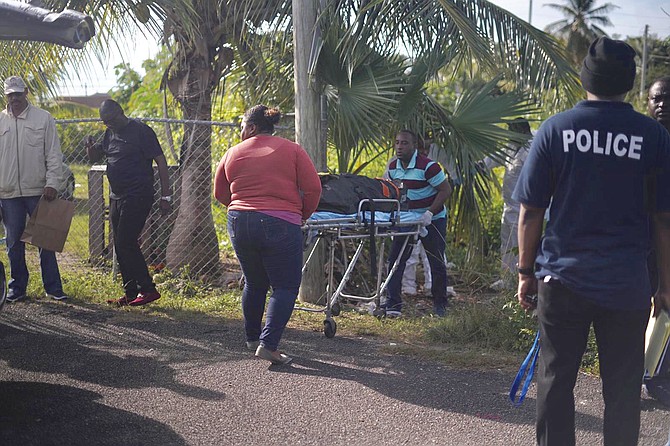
[516,263,535,276]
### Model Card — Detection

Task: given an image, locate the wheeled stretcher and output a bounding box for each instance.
[299,199,424,337]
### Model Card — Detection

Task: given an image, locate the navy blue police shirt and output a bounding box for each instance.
[101,119,164,200]
[513,101,670,310]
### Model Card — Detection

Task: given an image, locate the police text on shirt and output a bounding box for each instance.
[562,129,642,160]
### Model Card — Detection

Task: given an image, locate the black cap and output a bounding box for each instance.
[580,37,637,96]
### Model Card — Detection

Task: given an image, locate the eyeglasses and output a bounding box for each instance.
[649,94,670,104]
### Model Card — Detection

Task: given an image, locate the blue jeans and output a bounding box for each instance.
[536,278,648,446]
[0,196,63,296]
[227,210,303,352]
[386,217,448,313]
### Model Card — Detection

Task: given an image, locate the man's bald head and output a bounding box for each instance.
[99,99,129,131]
[100,99,123,115]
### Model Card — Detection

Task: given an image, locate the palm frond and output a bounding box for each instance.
[331,0,580,109]
[0,0,201,98]
[435,78,538,244]
[318,41,408,172]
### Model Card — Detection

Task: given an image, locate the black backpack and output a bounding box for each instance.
[317,173,400,214]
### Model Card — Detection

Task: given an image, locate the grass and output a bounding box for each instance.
[4,247,537,371]
[2,239,605,375]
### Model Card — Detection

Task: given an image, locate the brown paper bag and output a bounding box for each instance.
[645,310,670,378]
[21,197,75,252]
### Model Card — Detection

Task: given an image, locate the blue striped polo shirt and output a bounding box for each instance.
[386,151,447,220]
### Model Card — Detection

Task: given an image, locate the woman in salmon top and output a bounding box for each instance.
[214,105,321,365]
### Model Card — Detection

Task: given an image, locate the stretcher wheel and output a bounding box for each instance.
[323,319,337,338]
[331,302,341,317]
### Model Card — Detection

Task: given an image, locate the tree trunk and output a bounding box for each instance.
[293,0,327,304]
[165,57,222,281]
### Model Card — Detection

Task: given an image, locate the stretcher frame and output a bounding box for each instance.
[299,199,423,337]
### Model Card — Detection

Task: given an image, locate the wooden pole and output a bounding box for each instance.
[294,0,327,304]
[293,0,326,171]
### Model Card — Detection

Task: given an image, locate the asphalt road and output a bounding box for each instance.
[1,300,668,446]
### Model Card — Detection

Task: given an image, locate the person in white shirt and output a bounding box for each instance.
[0,76,67,303]
[483,118,532,290]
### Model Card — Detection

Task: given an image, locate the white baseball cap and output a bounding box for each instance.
[4,76,27,95]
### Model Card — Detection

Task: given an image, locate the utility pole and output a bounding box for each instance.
[293,0,327,304]
[529,0,533,24]
[293,1,324,170]
[640,24,649,98]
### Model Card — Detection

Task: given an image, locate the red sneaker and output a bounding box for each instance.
[106,295,133,306]
[129,290,160,306]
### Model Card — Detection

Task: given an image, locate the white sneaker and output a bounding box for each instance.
[46,292,69,301]
[357,301,377,315]
[385,309,402,318]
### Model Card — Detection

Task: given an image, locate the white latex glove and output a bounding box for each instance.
[420,210,433,227]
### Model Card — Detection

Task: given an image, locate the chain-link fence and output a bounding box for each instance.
[0,117,294,288]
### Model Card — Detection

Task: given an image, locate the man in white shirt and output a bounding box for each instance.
[0,76,67,302]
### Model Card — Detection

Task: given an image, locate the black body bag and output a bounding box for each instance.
[316,173,400,215]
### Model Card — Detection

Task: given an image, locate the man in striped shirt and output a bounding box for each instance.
[384,129,452,317]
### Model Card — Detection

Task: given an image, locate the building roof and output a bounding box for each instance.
[57,92,111,109]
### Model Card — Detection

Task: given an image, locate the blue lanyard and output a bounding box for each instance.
[509,331,540,407]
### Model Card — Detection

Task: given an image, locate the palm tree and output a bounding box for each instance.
[3,0,580,279]
[544,0,618,66]
[246,1,579,244]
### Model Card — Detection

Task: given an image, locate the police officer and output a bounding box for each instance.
[514,38,670,445]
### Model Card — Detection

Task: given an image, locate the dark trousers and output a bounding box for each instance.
[386,217,448,312]
[227,210,303,352]
[110,196,155,298]
[536,278,649,446]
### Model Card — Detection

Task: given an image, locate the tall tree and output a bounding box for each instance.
[239,1,580,246]
[109,63,142,108]
[4,0,581,280]
[161,2,292,279]
[544,0,618,66]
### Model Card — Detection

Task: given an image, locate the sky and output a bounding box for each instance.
[490,0,670,39]
[58,0,670,96]
[58,34,160,96]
